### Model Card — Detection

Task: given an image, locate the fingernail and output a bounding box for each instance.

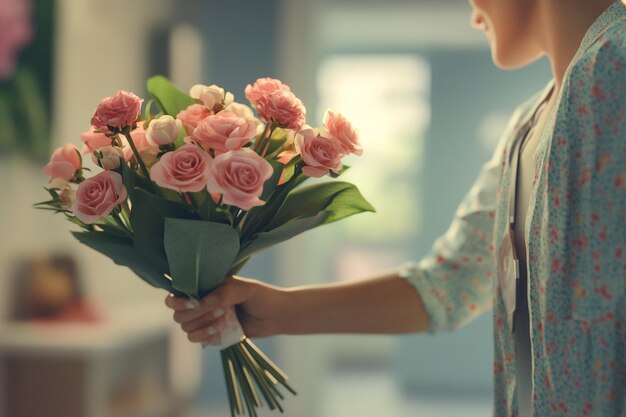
[212,308,225,318]
[207,326,217,335]
[185,299,200,309]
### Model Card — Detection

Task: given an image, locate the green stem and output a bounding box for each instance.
[252,124,270,153]
[260,125,278,158]
[122,128,150,179]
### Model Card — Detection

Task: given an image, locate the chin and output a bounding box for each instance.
[491,46,544,70]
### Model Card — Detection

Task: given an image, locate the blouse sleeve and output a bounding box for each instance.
[399,125,511,333]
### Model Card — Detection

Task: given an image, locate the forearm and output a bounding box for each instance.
[277,272,429,335]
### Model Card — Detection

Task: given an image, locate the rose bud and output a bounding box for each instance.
[92,146,125,170]
[43,144,82,182]
[146,115,182,146]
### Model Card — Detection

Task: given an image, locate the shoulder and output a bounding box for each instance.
[569,18,626,91]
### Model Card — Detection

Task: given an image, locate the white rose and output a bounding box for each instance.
[224,101,255,119]
[190,84,234,110]
[92,146,125,170]
[146,115,182,146]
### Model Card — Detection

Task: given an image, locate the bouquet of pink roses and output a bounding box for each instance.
[36,76,373,416]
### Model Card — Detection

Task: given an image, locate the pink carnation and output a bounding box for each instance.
[244,77,290,106]
[295,128,343,178]
[177,103,213,135]
[150,143,210,193]
[191,111,258,154]
[206,148,273,210]
[256,90,306,131]
[90,91,143,133]
[71,171,127,224]
[323,109,362,156]
[43,144,82,181]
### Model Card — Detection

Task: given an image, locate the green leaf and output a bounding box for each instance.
[260,160,284,201]
[236,213,328,261]
[163,218,240,298]
[239,165,304,241]
[147,75,195,117]
[119,162,152,199]
[266,181,375,230]
[72,231,182,296]
[130,188,198,274]
[237,181,375,260]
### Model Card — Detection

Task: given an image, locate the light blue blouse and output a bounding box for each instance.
[401,2,626,415]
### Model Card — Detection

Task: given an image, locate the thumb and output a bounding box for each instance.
[200,275,255,309]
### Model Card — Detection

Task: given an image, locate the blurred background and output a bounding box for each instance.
[0,0,551,416]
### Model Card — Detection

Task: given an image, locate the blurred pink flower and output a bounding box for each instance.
[295,128,343,178]
[0,0,34,80]
[256,90,306,131]
[323,109,362,156]
[244,78,290,107]
[150,143,210,193]
[43,144,82,181]
[206,148,273,210]
[91,91,143,133]
[71,171,127,224]
[191,111,258,154]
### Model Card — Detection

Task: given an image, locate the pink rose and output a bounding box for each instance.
[256,90,306,131]
[323,109,362,156]
[80,127,112,154]
[150,143,210,193]
[43,144,82,181]
[206,148,273,210]
[71,171,127,224]
[176,104,213,135]
[244,78,290,106]
[123,124,160,166]
[295,128,343,178]
[90,91,143,133]
[191,111,258,154]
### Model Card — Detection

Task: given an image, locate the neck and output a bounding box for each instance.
[539,0,617,91]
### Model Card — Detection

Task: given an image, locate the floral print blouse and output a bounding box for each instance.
[401,2,626,415]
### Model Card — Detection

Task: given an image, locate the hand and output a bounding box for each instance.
[165,275,287,346]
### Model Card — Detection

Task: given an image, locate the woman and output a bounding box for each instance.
[166,0,626,415]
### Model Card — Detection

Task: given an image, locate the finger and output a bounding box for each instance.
[200,276,253,309]
[172,306,209,324]
[201,334,222,347]
[187,316,228,343]
[181,308,226,333]
[165,294,201,311]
